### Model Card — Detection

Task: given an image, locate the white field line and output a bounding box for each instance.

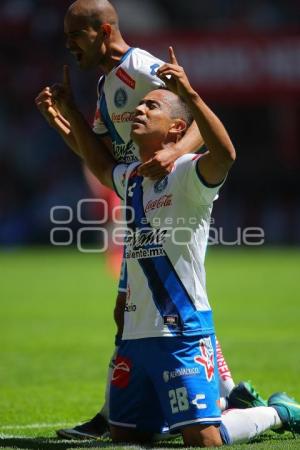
[0,422,72,430]
[0,433,39,438]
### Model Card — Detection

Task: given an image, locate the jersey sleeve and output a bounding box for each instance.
[134,49,166,92]
[92,76,109,136]
[173,154,226,206]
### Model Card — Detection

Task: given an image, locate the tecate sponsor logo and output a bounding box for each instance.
[145,194,172,212]
[112,112,135,123]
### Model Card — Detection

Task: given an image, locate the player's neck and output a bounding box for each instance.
[139,141,175,164]
[99,39,130,74]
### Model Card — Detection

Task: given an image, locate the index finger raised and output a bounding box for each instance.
[168,46,179,65]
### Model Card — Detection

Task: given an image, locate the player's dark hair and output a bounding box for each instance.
[159,88,193,132]
[169,96,193,131]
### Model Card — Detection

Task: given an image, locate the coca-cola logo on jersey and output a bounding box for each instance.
[112,112,135,123]
[145,194,173,212]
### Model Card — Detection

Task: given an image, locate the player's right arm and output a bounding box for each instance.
[35,86,80,154]
[65,106,116,189]
[35,85,113,165]
[35,69,116,189]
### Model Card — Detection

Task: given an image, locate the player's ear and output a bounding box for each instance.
[169,118,187,138]
[101,23,112,39]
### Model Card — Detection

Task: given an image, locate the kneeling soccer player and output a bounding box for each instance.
[50,46,300,446]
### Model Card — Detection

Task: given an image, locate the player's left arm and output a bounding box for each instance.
[137,53,204,180]
[157,47,236,185]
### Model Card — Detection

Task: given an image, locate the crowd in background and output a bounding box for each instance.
[0,0,299,246]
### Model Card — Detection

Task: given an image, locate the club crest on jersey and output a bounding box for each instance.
[154,176,168,194]
[194,337,215,382]
[114,88,128,108]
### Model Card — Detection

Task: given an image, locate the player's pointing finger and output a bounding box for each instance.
[169,46,178,65]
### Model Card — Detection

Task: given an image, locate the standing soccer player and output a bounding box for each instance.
[35,0,262,439]
[50,46,300,447]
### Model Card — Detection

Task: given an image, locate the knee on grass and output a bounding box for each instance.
[110,425,153,444]
[181,423,223,447]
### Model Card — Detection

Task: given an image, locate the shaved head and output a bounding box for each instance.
[64,0,126,71]
[67,0,119,30]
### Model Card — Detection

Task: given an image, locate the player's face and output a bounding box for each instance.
[64,14,105,70]
[131,90,174,147]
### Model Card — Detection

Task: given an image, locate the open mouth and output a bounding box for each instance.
[132,117,146,126]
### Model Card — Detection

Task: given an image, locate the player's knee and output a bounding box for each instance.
[110,425,152,444]
[110,425,130,443]
[182,424,223,447]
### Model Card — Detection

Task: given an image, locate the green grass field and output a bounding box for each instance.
[0,247,300,450]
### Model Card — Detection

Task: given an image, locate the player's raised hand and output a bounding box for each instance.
[35,86,71,134]
[157,47,195,100]
[35,87,56,120]
[50,65,77,117]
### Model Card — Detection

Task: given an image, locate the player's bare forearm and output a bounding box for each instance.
[35,87,81,156]
[66,108,116,189]
[185,91,236,172]
[49,65,116,188]
[48,108,113,164]
[138,121,203,179]
[51,119,81,156]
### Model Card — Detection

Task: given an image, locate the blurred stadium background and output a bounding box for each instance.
[0,0,299,246]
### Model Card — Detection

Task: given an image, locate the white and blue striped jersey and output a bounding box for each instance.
[112,154,223,340]
[93,47,164,163]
